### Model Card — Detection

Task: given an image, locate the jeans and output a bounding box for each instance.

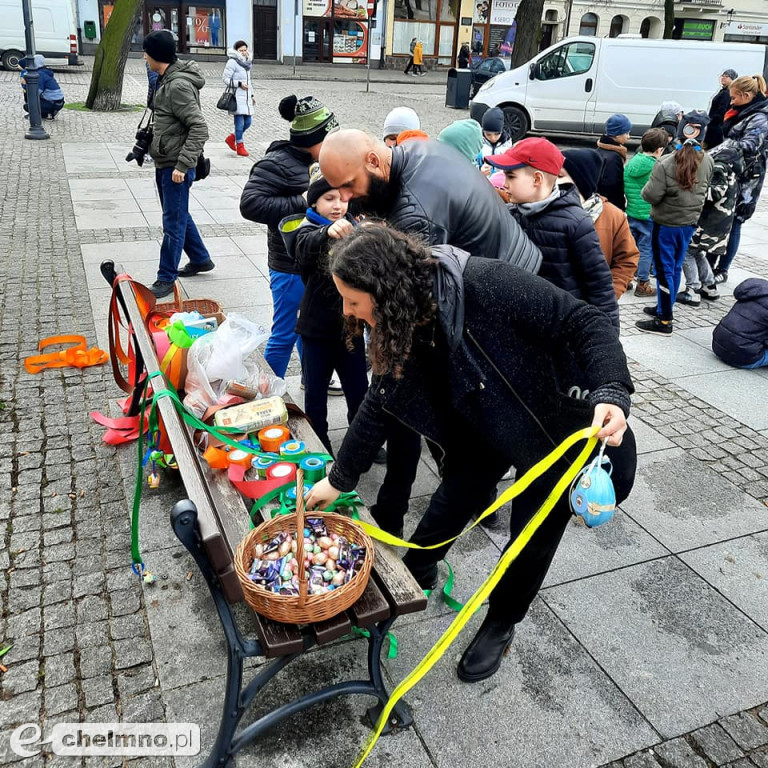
[264,269,304,378]
[682,248,715,291]
[301,335,369,452]
[741,348,768,369]
[234,114,252,143]
[155,167,210,283]
[716,218,742,274]
[652,222,696,321]
[628,217,653,282]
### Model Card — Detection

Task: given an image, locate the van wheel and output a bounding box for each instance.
[502,106,529,142]
[2,49,25,70]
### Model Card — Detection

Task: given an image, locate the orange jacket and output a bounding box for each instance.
[594,197,639,299]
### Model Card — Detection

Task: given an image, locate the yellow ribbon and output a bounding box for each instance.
[352,426,598,768]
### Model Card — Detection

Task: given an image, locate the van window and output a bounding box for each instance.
[536,42,595,80]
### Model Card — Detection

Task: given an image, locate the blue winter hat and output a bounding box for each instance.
[605,113,632,137]
[482,107,505,134]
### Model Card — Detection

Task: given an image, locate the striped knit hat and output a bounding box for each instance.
[278,95,339,148]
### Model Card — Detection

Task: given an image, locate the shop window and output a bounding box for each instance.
[394,0,438,21]
[184,6,224,50]
[440,0,458,22]
[578,12,598,36]
[438,23,454,64]
[333,19,368,61]
[393,21,436,55]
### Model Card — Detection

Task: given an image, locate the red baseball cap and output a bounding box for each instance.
[486,137,565,176]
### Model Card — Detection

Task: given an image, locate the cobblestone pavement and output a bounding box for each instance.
[1,61,768,768]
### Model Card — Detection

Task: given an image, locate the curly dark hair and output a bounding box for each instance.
[328,225,437,379]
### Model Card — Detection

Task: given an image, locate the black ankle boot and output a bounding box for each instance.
[457,618,516,682]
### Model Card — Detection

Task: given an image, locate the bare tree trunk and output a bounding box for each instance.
[510,0,546,68]
[663,0,675,38]
[85,0,143,111]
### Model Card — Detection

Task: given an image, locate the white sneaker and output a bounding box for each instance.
[328,375,343,397]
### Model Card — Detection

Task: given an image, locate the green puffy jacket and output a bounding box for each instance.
[623,152,656,221]
[150,60,208,174]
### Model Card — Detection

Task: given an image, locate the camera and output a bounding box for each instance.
[126,125,153,166]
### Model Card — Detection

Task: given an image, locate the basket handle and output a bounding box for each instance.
[295,469,307,608]
[170,281,182,312]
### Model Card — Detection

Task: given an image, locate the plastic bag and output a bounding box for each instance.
[183,313,286,413]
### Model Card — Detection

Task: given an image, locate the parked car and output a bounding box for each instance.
[470,56,509,99]
[0,0,79,70]
[470,36,768,142]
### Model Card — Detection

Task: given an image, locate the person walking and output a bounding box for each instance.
[143,30,213,299]
[636,112,714,336]
[706,68,737,149]
[458,42,470,68]
[404,37,417,75]
[711,74,768,284]
[240,95,339,378]
[222,40,255,157]
[307,224,636,682]
[412,39,425,76]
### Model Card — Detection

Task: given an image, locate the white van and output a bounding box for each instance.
[0,0,79,70]
[470,36,768,141]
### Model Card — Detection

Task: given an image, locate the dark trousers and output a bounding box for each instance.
[652,222,695,321]
[403,427,637,628]
[712,218,741,274]
[301,335,369,453]
[370,419,423,533]
[155,167,210,283]
[404,56,414,74]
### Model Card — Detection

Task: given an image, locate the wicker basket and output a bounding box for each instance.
[156,282,225,326]
[234,471,373,624]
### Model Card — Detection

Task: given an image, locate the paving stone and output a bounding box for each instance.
[82,676,115,708]
[43,601,75,631]
[43,626,75,657]
[624,751,663,768]
[0,690,41,728]
[720,712,768,750]
[76,620,110,647]
[110,588,141,616]
[42,653,77,687]
[751,746,768,768]
[79,646,113,679]
[1,658,40,695]
[113,638,153,671]
[760,708,768,726]
[653,737,708,767]
[116,665,157,699]
[45,683,79,716]
[120,690,165,723]
[689,723,744,764]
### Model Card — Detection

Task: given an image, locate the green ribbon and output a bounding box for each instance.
[351,627,398,659]
[166,321,196,349]
[422,561,465,612]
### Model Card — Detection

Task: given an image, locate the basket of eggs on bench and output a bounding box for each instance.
[234,470,373,623]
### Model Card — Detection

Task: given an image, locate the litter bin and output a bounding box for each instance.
[445,68,472,109]
[84,20,97,39]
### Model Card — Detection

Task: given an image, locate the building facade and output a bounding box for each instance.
[74,0,768,63]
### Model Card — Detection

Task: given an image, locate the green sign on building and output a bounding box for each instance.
[681,19,715,39]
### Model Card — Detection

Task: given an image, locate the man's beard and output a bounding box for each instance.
[358,170,396,216]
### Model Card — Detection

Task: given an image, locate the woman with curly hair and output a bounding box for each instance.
[306,224,637,683]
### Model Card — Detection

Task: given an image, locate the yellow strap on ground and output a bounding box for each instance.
[352,426,598,768]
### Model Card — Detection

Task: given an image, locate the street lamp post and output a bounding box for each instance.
[21,0,49,140]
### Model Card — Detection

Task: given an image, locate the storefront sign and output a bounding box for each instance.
[681,18,714,39]
[490,0,518,25]
[334,0,368,19]
[303,0,332,16]
[473,1,489,24]
[725,21,768,36]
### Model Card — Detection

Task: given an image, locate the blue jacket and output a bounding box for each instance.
[21,63,64,102]
[712,278,768,367]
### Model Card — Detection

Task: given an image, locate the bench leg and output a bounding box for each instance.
[366,617,414,734]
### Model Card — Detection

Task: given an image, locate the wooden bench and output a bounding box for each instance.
[101,261,428,768]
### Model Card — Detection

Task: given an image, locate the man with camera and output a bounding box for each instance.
[142,30,213,299]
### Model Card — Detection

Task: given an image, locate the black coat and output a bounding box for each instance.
[510,184,620,330]
[706,86,731,149]
[328,254,634,493]
[712,278,768,367]
[239,140,312,274]
[279,212,356,341]
[596,138,627,210]
[372,139,542,272]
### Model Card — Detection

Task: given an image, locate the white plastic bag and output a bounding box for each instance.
[183,313,286,412]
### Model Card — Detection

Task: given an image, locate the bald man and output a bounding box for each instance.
[319,129,541,269]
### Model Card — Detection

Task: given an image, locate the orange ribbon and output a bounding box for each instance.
[24,335,108,374]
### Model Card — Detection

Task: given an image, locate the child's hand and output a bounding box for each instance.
[328,219,354,239]
[480,163,492,177]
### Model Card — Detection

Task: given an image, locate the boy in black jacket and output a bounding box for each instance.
[488,137,619,331]
[279,165,368,453]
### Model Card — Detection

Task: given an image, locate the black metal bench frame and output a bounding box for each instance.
[101,261,426,767]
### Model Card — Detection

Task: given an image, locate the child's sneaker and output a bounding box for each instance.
[714,269,729,284]
[700,283,720,301]
[636,317,673,336]
[676,289,701,307]
[634,280,656,297]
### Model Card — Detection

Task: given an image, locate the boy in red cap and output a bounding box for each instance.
[487,137,619,330]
